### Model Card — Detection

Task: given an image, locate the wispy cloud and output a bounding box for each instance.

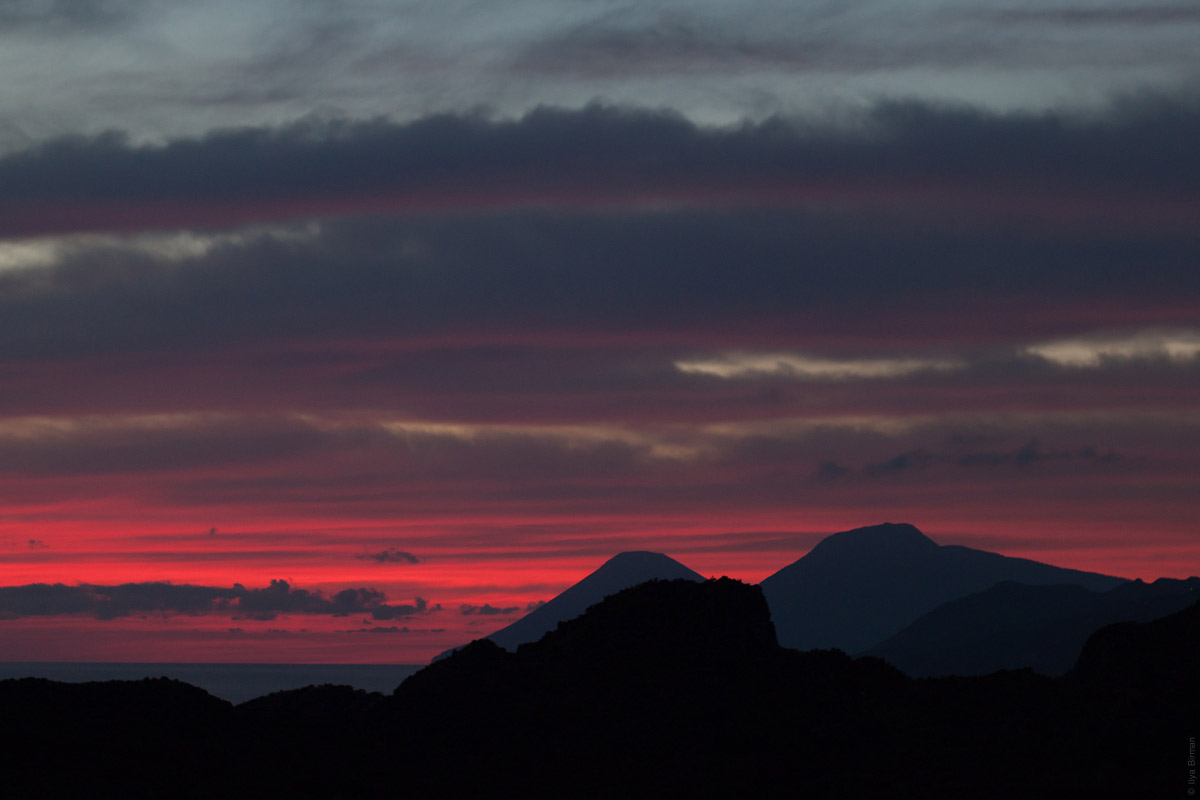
[1025,329,1200,367]
[675,351,963,380]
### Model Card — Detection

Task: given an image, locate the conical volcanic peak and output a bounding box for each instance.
[577,551,705,593]
[599,551,692,569]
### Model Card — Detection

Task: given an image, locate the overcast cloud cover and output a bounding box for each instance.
[0,0,1197,662]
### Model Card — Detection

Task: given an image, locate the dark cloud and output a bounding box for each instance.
[955,441,1118,470]
[459,603,520,616]
[338,625,446,634]
[355,548,421,565]
[813,461,852,482]
[1,97,1197,239]
[0,579,399,619]
[850,442,1129,479]
[370,598,431,620]
[865,451,938,476]
[2,206,1198,379]
[232,580,387,619]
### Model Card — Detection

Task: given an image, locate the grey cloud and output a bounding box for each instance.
[993,7,1200,27]
[510,6,1021,78]
[0,0,141,34]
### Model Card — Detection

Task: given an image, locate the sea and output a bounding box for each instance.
[0,662,425,705]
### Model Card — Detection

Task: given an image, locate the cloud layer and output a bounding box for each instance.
[0,579,428,621]
[2,4,1198,661]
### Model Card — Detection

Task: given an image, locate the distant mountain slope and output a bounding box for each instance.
[1069,596,1200,695]
[760,522,1127,654]
[866,576,1200,676]
[449,551,704,656]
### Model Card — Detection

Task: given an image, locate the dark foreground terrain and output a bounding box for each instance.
[2,578,1195,799]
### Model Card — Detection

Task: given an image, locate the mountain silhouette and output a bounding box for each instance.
[760,522,1127,653]
[866,576,1199,676]
[3,574,1193,798]
[440,551,704,657]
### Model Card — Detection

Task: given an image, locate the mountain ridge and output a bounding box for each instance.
[760,522,1126,653]
[441,522,1130,661]
[866,576,1199,676]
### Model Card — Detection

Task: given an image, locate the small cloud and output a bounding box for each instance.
[460,603,520,616]
[1014,440,1044,467]
[812,461,851,481]
[227,627,244,634]
[370,597,431,619]
[27,539,49,550]
[208,527,219,537]
[525,600,547,612]
[355,548,421,565]
[865,450,937,476]
[340,625,412,634]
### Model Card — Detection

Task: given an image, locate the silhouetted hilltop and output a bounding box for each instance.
[0,677,232,798]
[868,576,1200,676]
[761,522,1127,653]
[395,578,909,797]
[411,577,776,703]
[523,575,777,661]
[438,550,703,658]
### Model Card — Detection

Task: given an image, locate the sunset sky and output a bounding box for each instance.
[1,0,1198,663]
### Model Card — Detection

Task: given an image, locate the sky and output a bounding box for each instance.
[1,0,1198,664]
